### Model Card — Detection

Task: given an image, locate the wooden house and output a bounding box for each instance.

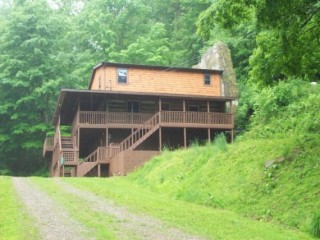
[43,62,236,177]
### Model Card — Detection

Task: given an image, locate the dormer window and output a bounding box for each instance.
[117,68,128,84]
[204,74,211,85]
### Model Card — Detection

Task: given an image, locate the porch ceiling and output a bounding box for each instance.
[52,89,236,125]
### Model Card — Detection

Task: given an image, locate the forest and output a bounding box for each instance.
[0,0,319,175]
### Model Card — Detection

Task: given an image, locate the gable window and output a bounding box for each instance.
[117,68,128,84]
[204,74,211,85]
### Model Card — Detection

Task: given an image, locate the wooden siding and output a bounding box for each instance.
[90,66,222,97]
[109,150,160,176]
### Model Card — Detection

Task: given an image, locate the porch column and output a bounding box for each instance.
[231,129,234,143]
[159,127,162,151]
[207,101,211,142]
[159,97,162,112]
[183,99,186,112]
[98,164,101,177]
[183,99,186,147]
[106,128,109,146]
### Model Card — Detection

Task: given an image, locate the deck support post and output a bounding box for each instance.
[106,128,109,146]
[98,164,101,177]
[159,127,162,151]
[207,101,210,143]
[231,129,234,143]
[184,128,187,148]
[159,97,162,111]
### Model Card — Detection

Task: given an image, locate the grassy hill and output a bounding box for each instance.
[128,80,320,237]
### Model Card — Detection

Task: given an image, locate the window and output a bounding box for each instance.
[204,74,211,85]
[161,103,170,111]
[188,105,199,112]
[117,68,128,84]
[127,101,140,113]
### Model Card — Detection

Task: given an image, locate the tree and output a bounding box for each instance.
[197,0,320,85]
[0,0,77,174]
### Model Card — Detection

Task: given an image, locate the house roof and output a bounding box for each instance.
[52,89,236,125]
[88,62,224,89]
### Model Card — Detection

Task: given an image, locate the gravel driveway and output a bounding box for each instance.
[12,177,206,240]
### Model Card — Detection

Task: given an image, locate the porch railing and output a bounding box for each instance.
[160,111,234,127]
[78,111,153,126]
[82,145,121,163]
[74,111,233,128]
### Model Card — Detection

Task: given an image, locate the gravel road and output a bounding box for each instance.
[12,177,206,240]
[12,177,93,240]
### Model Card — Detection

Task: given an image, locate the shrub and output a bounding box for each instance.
[214,133,228,152]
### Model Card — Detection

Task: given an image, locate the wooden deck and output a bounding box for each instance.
[47,110,234,177]
[72,111,233,129]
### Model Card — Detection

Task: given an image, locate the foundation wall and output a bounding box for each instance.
[109,150,160,176]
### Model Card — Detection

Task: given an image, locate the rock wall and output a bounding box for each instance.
[194,42,238,97]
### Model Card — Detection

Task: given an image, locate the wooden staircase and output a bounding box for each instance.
[61,137,74,150]
[77,161,97,177]
[119,112,160,152]
[77,112,161,177]
[77,146,108,177]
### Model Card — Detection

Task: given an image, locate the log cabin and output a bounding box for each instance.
[43,62,236,177]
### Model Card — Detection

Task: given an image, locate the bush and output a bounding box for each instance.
[214,133,228,152]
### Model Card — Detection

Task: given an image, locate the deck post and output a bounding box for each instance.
[106,128,109,146]
[159,97,162,111]
[98,164,101,177]
[159,127,162,151]
[184,128,187,148]
[207,101,210,142]
[231,129,234,143]
[183,99,186,123]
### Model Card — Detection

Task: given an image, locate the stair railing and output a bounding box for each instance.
[119,112,160,152]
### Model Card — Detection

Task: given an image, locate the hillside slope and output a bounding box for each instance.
[128,80,320,235]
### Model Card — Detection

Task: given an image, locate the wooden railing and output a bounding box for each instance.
[52,118,62,176]
[62,151,78,163]
[43,136,54,157]
[160,111,234,126]
[78,111,153,126]
[120,112,160,152]
[82,146,121,163]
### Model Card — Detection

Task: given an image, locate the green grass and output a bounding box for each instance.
[127,135,320,237]
[0,176,39,240]
[63,177,312,240]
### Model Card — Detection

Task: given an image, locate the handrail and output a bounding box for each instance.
[83,147,102,163]
[43,136,54,156]
[78,111,153,125]
[119,112,160,152]
[160,111,234,126]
